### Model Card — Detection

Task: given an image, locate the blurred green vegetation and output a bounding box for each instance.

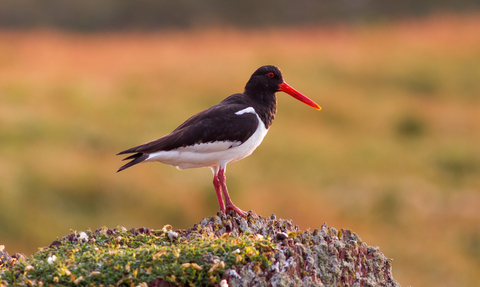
[0,0,478,31]
[1,13,480,287]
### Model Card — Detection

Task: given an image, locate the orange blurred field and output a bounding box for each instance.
[1,13,480,287]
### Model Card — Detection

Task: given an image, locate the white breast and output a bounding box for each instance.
[145,107,268,170]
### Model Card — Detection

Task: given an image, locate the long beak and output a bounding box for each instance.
[278,82,321,110]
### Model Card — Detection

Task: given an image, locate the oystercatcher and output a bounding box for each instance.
[117,65,321,217]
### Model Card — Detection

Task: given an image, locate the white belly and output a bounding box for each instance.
[145,107,268,170]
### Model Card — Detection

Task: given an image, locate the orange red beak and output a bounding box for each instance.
[278,82,321,110]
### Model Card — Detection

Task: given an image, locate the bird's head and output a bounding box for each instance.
[245,65,321,110]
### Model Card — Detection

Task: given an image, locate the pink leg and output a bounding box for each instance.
[213,175,226,213]
[218,168,247,217]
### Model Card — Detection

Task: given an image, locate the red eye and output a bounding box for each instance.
[267,72,274,78]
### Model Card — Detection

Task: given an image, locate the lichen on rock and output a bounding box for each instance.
[0,212,400,287]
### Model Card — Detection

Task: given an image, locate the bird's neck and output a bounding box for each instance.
[248,91,277,129]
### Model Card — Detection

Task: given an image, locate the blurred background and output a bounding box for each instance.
[1,1,480,286]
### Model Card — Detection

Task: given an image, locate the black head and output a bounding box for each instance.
[244,65,284,95]
[244,65,321,110]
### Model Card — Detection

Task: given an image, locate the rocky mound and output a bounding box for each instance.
[0,212,400,286]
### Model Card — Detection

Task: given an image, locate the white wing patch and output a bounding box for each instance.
[235,107,256,115]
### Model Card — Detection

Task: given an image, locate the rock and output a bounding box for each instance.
[0,250,11,267]
[186,212,400,287]
[0,248,26,269]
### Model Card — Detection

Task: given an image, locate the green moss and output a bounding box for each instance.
[0,228,275,286]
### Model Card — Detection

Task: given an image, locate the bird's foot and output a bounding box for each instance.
[225,204,247,218]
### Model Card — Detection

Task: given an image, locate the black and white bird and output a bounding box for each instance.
[117,65,321,217]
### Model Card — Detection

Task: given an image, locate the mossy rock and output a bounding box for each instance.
[0,212,400,287]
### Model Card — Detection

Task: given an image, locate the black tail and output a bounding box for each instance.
[117,153,149,172]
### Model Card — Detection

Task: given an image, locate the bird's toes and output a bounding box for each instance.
[226,206,247,218]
